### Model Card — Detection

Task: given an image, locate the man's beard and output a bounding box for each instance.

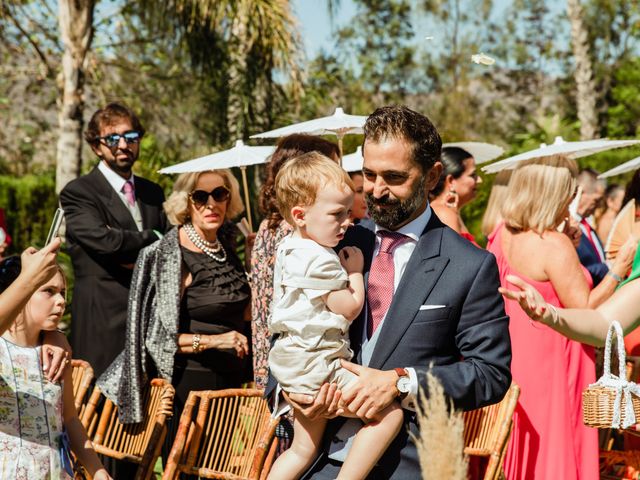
[365,176,428,230]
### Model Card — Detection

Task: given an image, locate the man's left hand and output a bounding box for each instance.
[340,360,398,420]
[41,331,72,383]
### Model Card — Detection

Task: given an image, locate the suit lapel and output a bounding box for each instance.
[368,215,449,369]
[90,167,138,231]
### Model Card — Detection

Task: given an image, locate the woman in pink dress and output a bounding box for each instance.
[488,155,633,480]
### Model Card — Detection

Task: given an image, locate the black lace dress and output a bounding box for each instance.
[172,246,251,406]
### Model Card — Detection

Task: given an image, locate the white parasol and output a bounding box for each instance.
[443,142,505,165]
[341,146,364,173]
[599,156,640,179]
[482,136,640,174]
[159,140,276,231]
[250,107,367,159]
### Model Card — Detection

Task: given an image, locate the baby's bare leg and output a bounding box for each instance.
[267,412,328,480]
[337,402,403,480]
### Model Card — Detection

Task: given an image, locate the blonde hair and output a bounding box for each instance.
[275,152,355,224]
[164,169,244,226]
[481,169,513,238]
[501,155,578,234]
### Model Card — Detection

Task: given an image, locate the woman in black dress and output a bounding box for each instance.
[97,168,251,435]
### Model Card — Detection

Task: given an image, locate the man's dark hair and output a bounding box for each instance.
[85,102,146,146]
[363,105,442,171]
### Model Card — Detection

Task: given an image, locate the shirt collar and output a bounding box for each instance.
[98,160,134,194]
[374,203,432,242]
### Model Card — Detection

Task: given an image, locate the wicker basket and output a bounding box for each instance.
[583,321,640,429]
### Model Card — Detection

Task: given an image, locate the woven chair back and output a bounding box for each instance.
[463,383,520,480]
[163,388,279,480]
[70,359,94,415]
[82,378,175,480]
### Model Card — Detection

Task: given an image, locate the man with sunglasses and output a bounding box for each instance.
[59,103,167,382]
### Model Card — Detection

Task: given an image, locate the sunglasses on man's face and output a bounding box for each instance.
[97,131,142,148]
[189,186,231,208]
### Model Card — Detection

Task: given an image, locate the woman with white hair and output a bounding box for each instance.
[98,169,251,426]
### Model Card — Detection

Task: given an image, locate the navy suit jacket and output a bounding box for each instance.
[576,232,607,286]
[307,213,512,479]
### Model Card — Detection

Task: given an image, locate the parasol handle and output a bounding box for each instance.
[240,166,253,232]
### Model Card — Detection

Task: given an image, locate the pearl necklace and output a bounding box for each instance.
[184,222,227,263]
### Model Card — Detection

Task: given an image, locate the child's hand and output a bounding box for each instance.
[92,469,113,480]
[339,246,364,274]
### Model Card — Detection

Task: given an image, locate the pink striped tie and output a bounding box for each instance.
[122,180,135,207]
[367,231,409,337]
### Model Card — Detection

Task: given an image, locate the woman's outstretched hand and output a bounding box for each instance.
[499,274,553,324]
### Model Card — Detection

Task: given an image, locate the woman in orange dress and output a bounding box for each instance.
[487,155,633,480]
[430,146,482,245]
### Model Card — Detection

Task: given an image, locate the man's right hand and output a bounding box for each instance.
[284,383,344,420]
[20,237,61,290]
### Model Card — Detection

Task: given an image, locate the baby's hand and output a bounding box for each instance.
[339,246,364,274]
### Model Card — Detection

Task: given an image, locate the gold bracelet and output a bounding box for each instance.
[192,334,202,353]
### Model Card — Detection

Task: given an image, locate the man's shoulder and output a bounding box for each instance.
[438,225,492,264]
[60,168,102,196]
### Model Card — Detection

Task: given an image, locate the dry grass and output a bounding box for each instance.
[412,372,467,480]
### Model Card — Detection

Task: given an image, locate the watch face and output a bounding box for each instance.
[397,376,411,393]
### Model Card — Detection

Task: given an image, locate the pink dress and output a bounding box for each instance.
[487,225,598,480]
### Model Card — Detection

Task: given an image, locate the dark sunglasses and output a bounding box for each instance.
[96,131,142,148]
[189,186,231,208]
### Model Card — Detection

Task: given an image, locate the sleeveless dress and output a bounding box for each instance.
[0,337,71,479]
[487,225,598,480]
[269,236,356,395]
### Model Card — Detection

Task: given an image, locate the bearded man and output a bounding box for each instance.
[288,105,512,479]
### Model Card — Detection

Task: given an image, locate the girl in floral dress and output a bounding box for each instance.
[0,256,110,480]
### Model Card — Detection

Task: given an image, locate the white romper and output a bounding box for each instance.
[268,236,357,395]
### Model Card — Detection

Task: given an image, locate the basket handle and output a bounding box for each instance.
[603,321,626,379]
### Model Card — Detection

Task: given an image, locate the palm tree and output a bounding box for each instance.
[567,0,598,140]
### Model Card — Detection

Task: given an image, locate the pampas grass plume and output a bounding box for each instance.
[412,372,467,480]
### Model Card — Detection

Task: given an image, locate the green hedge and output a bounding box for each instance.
[0,173,59,252]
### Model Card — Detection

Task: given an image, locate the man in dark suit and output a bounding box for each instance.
[574,168,609,285]
[60,103,167,378]
[289,105,512,478]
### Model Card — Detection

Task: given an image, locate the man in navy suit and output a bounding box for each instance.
[574,169,609,285]
[289,106,512,479]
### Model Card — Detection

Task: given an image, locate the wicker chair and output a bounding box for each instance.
[70,359,94,416]
[81,378,175,480]
[162,388,279,480]
[463,383,520,480]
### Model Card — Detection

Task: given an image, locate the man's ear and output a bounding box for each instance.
[291,206,306,227]
[425,161,443,191]
[90,143,103,158]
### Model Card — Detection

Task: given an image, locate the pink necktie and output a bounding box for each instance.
[367,231,409,337]
[122,180,135,207]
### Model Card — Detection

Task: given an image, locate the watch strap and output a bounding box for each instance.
[394,367,409,378]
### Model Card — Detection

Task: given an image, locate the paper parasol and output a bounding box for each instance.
[482,136,640,174]
[250,107,367,159]
[443,142,505,164]
[599,156,640,179]
[159,140,276,231]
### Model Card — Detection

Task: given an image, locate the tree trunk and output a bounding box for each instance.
[567,0,598,140]
[226,1,250,143]
[56,0,95,194]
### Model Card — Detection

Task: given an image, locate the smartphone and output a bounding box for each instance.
[45,208,65,245]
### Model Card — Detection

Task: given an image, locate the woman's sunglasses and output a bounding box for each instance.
[96,131,142,148]
[189,186,231,208]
